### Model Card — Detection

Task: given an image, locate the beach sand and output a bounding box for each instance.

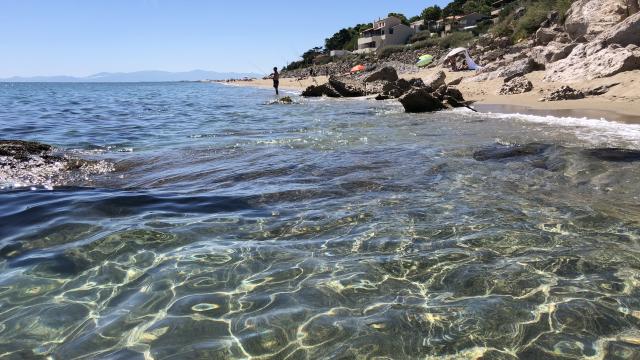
[227,69,640,123]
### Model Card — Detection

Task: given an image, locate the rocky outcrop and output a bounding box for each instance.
[584,148,640,162]
[364,66,398,83]
[541,86,585,101]
[328,76,367,97]
[597,11,640,47]
[301,83,341,97]
[584,83,620,96]
[0,140,112,188]
[530,42,577,65]
[469,58,539,82]
[545,12,640,82]
[399,88,446,113]
[381,79,412,98]
[544,43,640,82]
[423,71,446,90]
[499,76,533,95]
[564,0,629,41]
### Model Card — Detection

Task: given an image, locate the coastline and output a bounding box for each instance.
[225,69,640,124]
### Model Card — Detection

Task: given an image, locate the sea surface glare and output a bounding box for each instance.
[2,82,640,359]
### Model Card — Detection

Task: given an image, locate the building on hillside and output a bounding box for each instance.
[355,16,415,54]
[411,19,444,34]
[438,13,489,36]
[330,50,352,57]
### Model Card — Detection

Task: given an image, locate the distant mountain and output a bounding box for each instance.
[0,70,261,82]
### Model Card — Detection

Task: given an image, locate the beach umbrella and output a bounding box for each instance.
[350,64,365,73]
[416,55,433,67]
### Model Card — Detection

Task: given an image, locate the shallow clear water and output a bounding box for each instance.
[1,82,640,359]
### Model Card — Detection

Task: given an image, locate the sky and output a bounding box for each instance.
[0,0,449,77]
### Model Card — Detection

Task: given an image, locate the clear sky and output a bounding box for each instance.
[0,0,449,77]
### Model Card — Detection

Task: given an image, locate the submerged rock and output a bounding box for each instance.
[301,83,341,97]
[0,139,112,188]
[584,148,640,162]
[473,143,552,161]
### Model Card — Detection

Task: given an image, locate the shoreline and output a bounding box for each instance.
[224,69,640,124]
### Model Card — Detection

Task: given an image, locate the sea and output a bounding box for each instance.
[1,82,640,359]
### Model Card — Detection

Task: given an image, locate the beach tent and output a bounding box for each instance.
[416,54,433,68]
[350,64,366,73]
[442,47,480,71]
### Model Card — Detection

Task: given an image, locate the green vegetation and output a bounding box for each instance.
[412,31,475,50]
[491,0,574,40]
[378,45,407,59]
[409,30,433,44]
[388,13,410,26]
[324,24,371,51]
[421,6,442,22]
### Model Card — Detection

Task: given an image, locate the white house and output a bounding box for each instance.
[330,50,352,57]
[355,16,415,54]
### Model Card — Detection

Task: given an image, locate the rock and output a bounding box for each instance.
[531,42,578,65]
[0,140,52,160]
[541,86,585,101]
[442,87,467,108]
[423,71,446,90]
[515,7,527,19]
[375,94,391,101]
[382,79,412,98]
[470,58,539,82]
[535,27,560,46]
[277,96,293,104]
[584,148,640,162]
[408,78,426,88]
[328,75,366,97]
[364,66,398,83]
[448,77,463,86]
[544,43,640,82]
[584,83,620,96]
[301,83,341,97]
[399,88,446,113]
[0,139,111,188]
[596,12,640,47]
[499,76,534,95]
[473,143,552,161]
[564,0,628,41]
[540,11,560,28]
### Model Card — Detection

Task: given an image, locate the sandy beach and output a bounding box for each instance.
[227,68,640,123]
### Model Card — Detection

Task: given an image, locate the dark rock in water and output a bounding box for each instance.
[382,79,412,98]
[408,78,426,88]
[541,86,585,101]
[0,139,112,188]
[364,66,398,83]
[301,83,341,97]
[399,88,446,113]
[584,148,640,162]
[0,140,52,160]
[328,75,366,97]
[375,94,391,101]
[277,96,293,104]
[474,143,552,161]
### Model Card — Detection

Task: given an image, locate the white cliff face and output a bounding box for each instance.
[545,12,640,82]
[564,0,629,41]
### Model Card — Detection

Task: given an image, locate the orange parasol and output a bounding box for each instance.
[350,64,365,73]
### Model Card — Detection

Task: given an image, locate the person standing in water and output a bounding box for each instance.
[271,67,280,95]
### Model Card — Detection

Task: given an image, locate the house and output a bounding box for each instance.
[459,12,490,30]
[355,16,415,54]
[438,13,489,36]
[411,19,443,33]
[410,19,424,32]
[330,50,352,57]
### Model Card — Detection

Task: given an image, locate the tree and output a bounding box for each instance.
[301,47,323,64]
[462,0,493,15]
[421,6,442,22]
[388,12,410,25]
[409,15,422,23]
[325,28,353,51]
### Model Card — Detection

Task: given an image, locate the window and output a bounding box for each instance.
[389,28,394,35]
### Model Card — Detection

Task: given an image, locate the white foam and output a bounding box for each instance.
[478,111,640,148]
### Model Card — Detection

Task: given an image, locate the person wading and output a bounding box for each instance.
[271,67,280,95]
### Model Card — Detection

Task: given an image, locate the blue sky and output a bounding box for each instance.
[0,0,449,77]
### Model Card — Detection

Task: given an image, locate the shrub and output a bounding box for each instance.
[514,2,548,39]
[378,45,406,59]
[409,30,433,44]
[412,38,440,49]
[439,31,475,49]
